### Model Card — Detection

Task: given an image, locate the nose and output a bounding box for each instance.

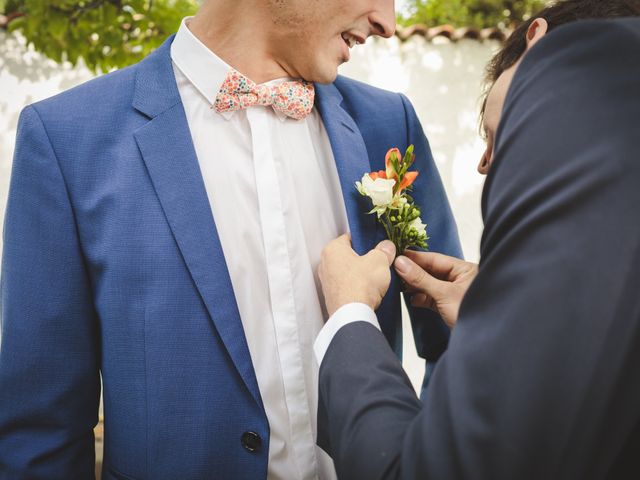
[477,149,491,175]
[368,1,396,38]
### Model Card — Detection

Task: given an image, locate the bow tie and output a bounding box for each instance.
[213,69,315,121]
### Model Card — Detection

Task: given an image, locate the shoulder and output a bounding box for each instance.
[547,16,640,44]
[29,62,138,127]
[504,17,640,141]
[333,75,402,106]
[332,75,415,122]
[488,18,640,223]
[517,17,640,79]
[506,17,640,122]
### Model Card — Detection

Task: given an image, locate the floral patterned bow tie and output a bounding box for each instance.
[214,69,315,121]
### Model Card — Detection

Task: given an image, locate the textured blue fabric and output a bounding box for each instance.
[0,35,460,479]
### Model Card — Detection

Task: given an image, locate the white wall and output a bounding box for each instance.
[0,31,497,389]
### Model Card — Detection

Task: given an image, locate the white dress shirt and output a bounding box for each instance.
[171,18,347,480]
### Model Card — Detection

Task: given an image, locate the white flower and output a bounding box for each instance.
[392,196,408,208]
[409,217,427,236]
[356,174,396,208]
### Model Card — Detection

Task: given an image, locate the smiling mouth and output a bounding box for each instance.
[341,32,365,49]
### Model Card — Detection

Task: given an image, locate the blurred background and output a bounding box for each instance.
[0,0,548,475]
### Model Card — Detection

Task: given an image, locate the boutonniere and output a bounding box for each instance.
[356,145,428,254]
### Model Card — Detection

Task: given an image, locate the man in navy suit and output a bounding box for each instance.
[0,0,461,478]
[316,17,640,480]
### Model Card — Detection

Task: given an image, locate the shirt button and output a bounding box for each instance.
[241,431,262,453]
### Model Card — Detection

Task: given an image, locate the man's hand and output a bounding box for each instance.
[319,235,396,317]
[394,251,478,328]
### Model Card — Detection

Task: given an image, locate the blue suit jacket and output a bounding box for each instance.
[0,36,461,479]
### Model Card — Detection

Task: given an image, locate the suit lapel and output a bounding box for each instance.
[132,37,262,409]
[315,83,378,255]
[316,83,404,354]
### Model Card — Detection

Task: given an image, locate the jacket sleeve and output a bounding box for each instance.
[0,106,100,479]
[399,93,463,363]
[318,19,640,480]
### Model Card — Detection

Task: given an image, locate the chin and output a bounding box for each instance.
[304,64,339,85]
[313,73,339,85]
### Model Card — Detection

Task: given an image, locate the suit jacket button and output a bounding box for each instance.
[241,431,262,452]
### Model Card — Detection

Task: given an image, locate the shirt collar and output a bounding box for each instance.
[170,17,296,122]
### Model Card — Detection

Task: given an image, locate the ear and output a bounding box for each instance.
[525,18,548,50]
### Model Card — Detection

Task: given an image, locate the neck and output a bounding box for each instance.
[189,1,289,84]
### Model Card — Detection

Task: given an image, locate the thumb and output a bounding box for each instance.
[394,255,446,299]
[375,240,396,266]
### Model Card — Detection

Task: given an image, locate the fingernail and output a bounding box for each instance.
[395,256,410,274]
[378,240,396,258]
[411,293,426,305]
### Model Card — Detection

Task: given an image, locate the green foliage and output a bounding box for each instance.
[399,0,549,29]
[2,0,198,72]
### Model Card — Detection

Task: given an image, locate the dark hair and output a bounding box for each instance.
[480,0,640,130]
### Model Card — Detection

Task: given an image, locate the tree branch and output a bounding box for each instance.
[51,0,107,18]
[0,11,25,30]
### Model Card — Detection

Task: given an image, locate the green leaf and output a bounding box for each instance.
[398,0,547,29]
[6,15,26,32]
[8,0,199,72]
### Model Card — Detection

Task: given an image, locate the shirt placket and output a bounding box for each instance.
[246,107,319,480]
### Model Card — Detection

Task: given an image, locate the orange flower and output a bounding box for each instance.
[369,170,388,180]
[398,171,419,192]
[385,148,401,179]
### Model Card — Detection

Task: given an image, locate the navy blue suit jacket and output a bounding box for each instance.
[0,36,461,479]
[317,18,640,480]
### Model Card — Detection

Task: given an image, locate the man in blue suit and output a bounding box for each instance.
[315,16,640,480]
[0,0,461,478]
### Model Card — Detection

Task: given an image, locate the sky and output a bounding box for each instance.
[396,0,411,17]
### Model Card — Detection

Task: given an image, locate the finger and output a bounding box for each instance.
[394,255,447,299]
[322,234,356,262]
[336,233,352,246]
[331,233,357,254]
[403,250,463,280]
[366,247,393,268]
[411,293,437,311]
[375,240,396,266]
